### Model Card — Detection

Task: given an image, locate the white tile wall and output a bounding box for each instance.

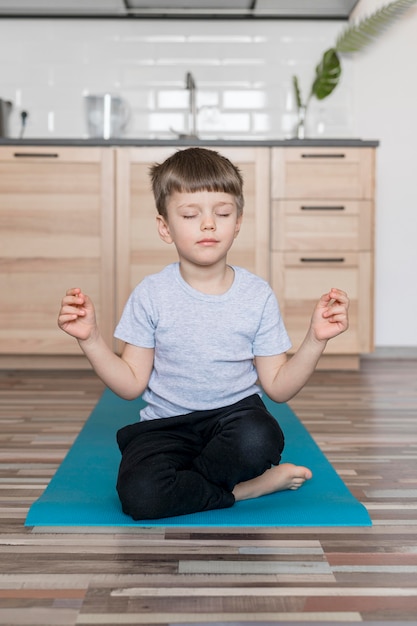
[0,17,353,139]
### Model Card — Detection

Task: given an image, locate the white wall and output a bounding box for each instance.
[0,7,416,347]
[352,1,417,347]
[0,18,351,139]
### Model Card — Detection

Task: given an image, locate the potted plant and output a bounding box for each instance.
[293,0,417,138]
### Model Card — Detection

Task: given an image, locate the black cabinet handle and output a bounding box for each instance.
[301,153,346,159]
[301,205,345,211]
[13,152,59,158]
[300,257,345,263]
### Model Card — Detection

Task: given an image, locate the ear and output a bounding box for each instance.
[156,215,173,244]
[234,213,243,239]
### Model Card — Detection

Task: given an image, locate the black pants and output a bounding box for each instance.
[116,394,285,520]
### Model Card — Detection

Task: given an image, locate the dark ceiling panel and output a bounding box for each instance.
[0,0,359,18]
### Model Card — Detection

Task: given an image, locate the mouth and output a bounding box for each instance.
[197,238,219,246]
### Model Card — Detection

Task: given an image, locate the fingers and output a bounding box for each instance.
[64,287,84,303]
[58,288,87,326]
[321,288,348,312]
[62,288,86,308]
[330,287,349,303]
[321,289,349,330]
[321,287,349,306]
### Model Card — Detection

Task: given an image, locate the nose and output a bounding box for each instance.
[201,214,216,231]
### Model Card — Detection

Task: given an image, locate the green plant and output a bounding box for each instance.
[293,0,417,111]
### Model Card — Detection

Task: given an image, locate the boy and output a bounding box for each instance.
[58,147,349,520]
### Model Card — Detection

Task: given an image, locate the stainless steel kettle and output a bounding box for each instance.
[0,99,12,137]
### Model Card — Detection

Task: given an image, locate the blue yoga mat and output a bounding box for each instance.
[25,389,371,527]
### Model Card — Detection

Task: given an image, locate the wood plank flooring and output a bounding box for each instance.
[1,356,417,625]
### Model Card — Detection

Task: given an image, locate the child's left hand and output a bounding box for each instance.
[311,288,349,342]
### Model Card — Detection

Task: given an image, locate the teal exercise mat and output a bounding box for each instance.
[25,389,371,527]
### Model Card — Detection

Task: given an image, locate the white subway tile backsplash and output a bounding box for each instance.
[199,106,222,133]
[157,90,189,109]
[0,17,353,139]
[197,92,219,107]
[148,111,184,134]
[125,89,156,109]
[223,90,267,109]
[252,112,270,133]
[218,112,251,132]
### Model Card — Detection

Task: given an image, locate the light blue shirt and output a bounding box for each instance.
[114,263,291,421]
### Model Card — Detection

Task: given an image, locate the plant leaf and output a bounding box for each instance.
[310,48,342,100]
[336,0,417,53]
[292,75,303,109]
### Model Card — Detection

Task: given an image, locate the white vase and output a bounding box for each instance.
[296,105,306,139]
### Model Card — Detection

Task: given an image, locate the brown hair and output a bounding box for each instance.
[150,147,244,219]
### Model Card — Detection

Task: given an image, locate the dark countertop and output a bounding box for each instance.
[0,137,379,147]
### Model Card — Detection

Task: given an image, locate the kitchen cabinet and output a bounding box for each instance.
[271,146,375,369]
[0,140,376,370]
[0,146,115,362]
[115,146,270,322]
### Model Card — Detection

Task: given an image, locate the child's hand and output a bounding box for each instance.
[58,287,98,342]
[310,288,349,343]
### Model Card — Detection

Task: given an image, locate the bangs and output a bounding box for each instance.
[150,147,244,217]
[164,171,242,198]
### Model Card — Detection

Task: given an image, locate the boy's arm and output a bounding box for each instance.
[255,288,349,403]
[58,287,153,400]
[79,333,154,400]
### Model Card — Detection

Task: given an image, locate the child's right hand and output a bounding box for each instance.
[58,287,98,342]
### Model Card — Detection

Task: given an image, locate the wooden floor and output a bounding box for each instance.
[1,356,417,625]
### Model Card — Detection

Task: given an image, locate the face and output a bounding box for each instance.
[156,190,242,268]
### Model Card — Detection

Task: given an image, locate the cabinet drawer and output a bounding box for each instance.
[271,147,375,200]
[271,251,373,355]
[271,200,373,251]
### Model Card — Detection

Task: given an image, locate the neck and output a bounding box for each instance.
[179,260,234,295]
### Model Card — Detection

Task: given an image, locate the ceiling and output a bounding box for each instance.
[0,0,360,19]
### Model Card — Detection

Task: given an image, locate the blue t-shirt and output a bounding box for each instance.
[114,263,291,421]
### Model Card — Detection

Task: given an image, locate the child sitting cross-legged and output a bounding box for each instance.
[58,147,349,520]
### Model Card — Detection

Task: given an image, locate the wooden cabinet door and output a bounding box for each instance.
[272,251,374,355]
[115,146,270,321]
[0,146,115,355]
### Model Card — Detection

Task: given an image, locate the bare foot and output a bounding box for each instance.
[232,463,313,502]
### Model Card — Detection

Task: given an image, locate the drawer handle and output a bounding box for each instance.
[301,205,345,211]
[13,152,59,158]
[301,153,346,159]
[300,257,346,263]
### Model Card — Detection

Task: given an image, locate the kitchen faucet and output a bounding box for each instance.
[185,71,197,138]
[171,72,198,139]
